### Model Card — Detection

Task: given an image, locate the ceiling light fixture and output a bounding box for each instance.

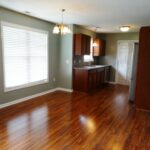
[53,9,71,35]
[120,26,130,32]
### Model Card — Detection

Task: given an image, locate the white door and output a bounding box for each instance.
[116,41,134,85]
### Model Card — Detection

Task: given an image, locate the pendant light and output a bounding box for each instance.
[53,9,71,35]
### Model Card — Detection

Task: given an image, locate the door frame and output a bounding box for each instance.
[115,40,138,85]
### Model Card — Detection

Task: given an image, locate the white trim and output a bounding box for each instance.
[57,87,73,92]
[0,21,50,92]
[4,80,49,92]
[0,87,73,109]
[106,81,129,85]
[107,81,117,85]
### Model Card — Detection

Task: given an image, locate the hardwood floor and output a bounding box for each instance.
[0,85,150,150]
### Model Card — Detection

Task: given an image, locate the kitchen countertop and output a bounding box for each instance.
[74,65,110,70]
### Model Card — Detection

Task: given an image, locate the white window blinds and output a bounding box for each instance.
[2,23,49,91]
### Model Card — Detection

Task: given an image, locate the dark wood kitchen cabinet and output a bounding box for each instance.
[104,66,110,82]
[135,27,150,111]
[74,33,91,55]
[73,67,105,92]
[93,38,106,56]
[88,69,97,90]
[97,68,105,86]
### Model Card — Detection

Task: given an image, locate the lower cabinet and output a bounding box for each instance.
[104,66,110,82]
[97,68,105,87]
[73,67,106,92]
[88,69,97,90]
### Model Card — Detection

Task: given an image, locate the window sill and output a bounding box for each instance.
[4,80,49,92]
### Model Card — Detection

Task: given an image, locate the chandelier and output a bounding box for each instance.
[53,9,71,35]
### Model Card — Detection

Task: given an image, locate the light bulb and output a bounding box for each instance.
[53,25,60,34]
[93,43,97,47]
[61,26,71,34]
[63,26,69,34]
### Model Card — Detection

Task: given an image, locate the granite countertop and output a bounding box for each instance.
[74,65,110,70]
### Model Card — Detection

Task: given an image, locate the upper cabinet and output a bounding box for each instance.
[93,38,106,56]
[74,33,91,56]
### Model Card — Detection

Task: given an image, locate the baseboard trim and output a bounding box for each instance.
[0,87,73,109]
[107,81,117,85]
[57,87,73,93]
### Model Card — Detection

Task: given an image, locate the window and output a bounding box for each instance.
[84,38,94,62]
[1,22,49,92]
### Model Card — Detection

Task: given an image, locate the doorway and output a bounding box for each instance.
[115,40,138,86]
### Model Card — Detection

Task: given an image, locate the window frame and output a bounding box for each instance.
[1,21,49,92]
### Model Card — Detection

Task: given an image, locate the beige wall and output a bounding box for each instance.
[99,32,139,81]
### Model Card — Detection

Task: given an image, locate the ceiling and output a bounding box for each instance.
[0,0,150,33]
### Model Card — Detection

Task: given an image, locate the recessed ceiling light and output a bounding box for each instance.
[120,26,130,32]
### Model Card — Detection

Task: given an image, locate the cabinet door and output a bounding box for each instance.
[101,40,106,56]
[93,38,105,56]
[82,35,87,55]
[93,39,100,56]
[104,66,110,82]
[97,68,105,87]
[96,69,101,87]
[88,70,97,90]
[85,35,91,55]
[74,34,82,55]
[101,70,105,83]
[73,69,89,92]
[74,34,91,56]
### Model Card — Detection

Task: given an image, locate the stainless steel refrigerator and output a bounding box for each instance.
[129,43,139,102]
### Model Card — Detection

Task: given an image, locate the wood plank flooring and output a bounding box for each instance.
[0,85,150,150]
